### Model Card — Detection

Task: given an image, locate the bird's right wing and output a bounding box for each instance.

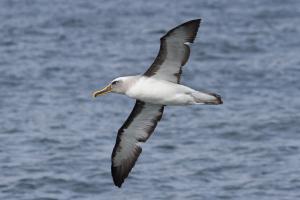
[144,19,201,83]
[111,100,164,187]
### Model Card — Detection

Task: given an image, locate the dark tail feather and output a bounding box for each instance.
[208,93,223,104]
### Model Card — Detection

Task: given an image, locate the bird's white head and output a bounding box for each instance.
[93,76,137,97]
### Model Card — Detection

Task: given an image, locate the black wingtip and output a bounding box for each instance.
[113,177,123,188]
[115,183,122,188]
[189,18,201,24]
[111,166,124,188]
[184,18,201,26]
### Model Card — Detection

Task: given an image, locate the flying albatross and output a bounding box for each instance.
[93,19,223,187]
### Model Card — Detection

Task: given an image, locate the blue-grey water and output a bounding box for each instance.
[1,0,300,199]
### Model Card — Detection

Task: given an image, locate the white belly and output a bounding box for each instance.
[125,77,196,105]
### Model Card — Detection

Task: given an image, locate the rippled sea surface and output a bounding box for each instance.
[1,0,300,199]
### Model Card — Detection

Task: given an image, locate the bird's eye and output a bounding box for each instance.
[112,81,119,85]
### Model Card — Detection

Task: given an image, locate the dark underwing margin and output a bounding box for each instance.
[144,19,201,83]
[110,19,201,188]
[111,100,164,187]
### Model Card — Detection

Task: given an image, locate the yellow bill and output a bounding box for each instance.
[93,84,112,98]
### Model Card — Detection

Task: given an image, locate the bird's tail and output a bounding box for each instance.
[191,91,223,105]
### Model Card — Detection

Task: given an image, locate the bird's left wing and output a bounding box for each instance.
[111,100,164,187]
[144,19,201,83]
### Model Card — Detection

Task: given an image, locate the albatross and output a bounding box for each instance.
[93,19,223,187]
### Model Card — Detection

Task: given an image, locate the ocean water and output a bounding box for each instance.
[1,0,300,199]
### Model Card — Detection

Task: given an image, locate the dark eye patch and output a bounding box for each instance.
[112,81,119,85]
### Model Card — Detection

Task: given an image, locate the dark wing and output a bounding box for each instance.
[111,100,164,187]
[144,19,201,83]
